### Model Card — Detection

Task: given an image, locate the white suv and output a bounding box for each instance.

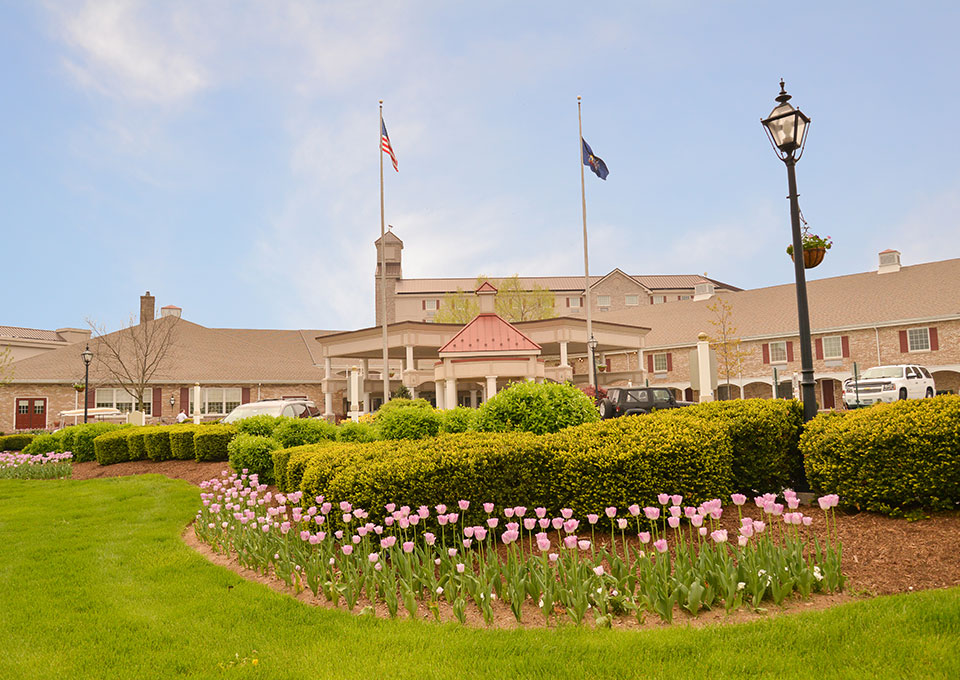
[842,364,936,408]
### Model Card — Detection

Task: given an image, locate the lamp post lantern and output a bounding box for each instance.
[761,80,817,422]
[587,335,600,405]
[81,344,93,423]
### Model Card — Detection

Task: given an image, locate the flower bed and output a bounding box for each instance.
[0,451,73,479]
[195,472,843,626]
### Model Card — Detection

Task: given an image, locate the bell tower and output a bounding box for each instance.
[374,230,403,325]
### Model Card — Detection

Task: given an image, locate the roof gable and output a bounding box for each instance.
[439,314,541,354]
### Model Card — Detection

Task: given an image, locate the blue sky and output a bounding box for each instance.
[3,1,959,333]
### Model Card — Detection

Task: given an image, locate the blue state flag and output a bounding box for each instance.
[582,138,609,180]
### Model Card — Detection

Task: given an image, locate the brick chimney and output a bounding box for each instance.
[140,291,156,324]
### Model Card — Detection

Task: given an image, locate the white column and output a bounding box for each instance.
[435,381,445,409]
[559,341,569,367]
[349,367,361,422]
[323,358,334,417]
[406,345,415,371]
[469,390,477,408]
[696,332,714,403]
[192,382,202,424]
[485,376,497,401]
[410,386,417,399]
[445,378,457,410]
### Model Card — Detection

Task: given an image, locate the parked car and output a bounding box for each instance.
[598,387,694,419]
[841,364,936,408]
[222,398,322,423]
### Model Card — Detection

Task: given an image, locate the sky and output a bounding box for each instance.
[3,1,959,333]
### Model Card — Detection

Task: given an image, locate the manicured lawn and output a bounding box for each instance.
[1,476,958,680]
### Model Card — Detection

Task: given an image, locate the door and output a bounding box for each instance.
[821,380,836,410]
[15,397,47,430]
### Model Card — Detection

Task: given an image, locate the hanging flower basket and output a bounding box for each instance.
[786,232,832,269]
[72,383,86,393]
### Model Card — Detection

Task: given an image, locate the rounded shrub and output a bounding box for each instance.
[440,407,478,434]
[802,395,960,514]
[477,381,599,435]
[0,434,36,452]
[194,425,237,462]
[94,428,134,465]
[235,414,286,438]
[375,398,442,440]
[168,424,200,460]
[228,433,280,484]
[126,427,149,461]
[22,433,62,456]
[337,420,380,443]
[59,423,125,462]
[144,428,173,462]
[273,418,337,448]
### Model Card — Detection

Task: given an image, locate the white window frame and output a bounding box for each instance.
[567,296,582,309]
[907,327,930,352]
[653,353,668,373]
[424,299,438,312]
[822,335,843,360]
[189,387,243,416]
[625,294,639,306]
[679,295,691,301]
[652,295,666,305]
[95,388,153,414]
[597,295,611,307]
[769,341,788,364]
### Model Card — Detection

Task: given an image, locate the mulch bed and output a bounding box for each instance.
[70,459,960,599]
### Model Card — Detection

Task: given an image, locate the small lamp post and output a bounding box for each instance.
[761,80,817,422]
[81,344,93,423]
[588,335,600,405]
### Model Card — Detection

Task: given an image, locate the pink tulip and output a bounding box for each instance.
[334,530,344,540]
[487,517,499,528]
[587,514,599,525]
[669,506,682,518]
[435,504,447,514]
[374,562,382,571]
[578,539,591,551]
[753,521,766,534]
[787,498,800,510]
[667,516,680,529]
[409,515,420,526]
[561,508,573,519]
[802,516,813,526]
[563,535,578,549]
[384,517,394,526]
[539,518,550,529]
[549,553,559,562]
[605,506,617,518]
[537,536,551,551]
[817,496,831,510]
[368,552,379,563]
[456,563,465,574]
[515,506,527,517]
[341,545,353,556]
[523,518,536,531]
[671,495,683,506]
[380,536,396,549]
[448,513,459,524]
[352,535,361,545]
[504,507,515,518]
[593,565,604,576]
[711,529,727,543]
[339,501,351,512]
[628,504,640,517]
[698,527,708,536]
[731,493,747,506]
[448,548,458,557]
[506,522,519,532]
[385,503,396,513]
[643,507,660,521]
[474,527,488,541]
[691,514,703,527]
[464,526,475,538]
[424,532,436,546]
[551,517,563,530]
[658,493,670,505]
[483,502,495,513]
[740,524,754,538]
[535,507,547,518]
[418,505,430,519]
[402,541,414,553]
[654,539,668,553]
[309,534,320,545]
[438,514,449,526]
[638,531,651,544]
[738,535,749,547]
[398,517,410,529]
[458,500,470,511]
[563,519,580,533]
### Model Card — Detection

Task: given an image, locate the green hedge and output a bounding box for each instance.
[0,434,36,451]
[94,429,135,465]
[802,396,960,514]
[440,407,478,434]
[127,428,149,461]
[169,425,201,460]
[649,399,804,492]
[22,433,62,456]
[59,423,126,462]
[273,418,337,448]
[227,433,280,484]
[288,413,733,525]
[374,399,442,440]
[235,415,286,438]
[144,428,173,462]
[336,420,380,443]
[194,425,237,462]
[476,381,599,435]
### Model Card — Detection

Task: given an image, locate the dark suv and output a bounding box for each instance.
[598,387,693,419]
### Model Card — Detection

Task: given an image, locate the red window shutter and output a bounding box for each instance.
[605,358,612,371]
[666,353,673,371]
[786,342,794,362]
[86,386,96,409]
[241,387,251,404]
[422,300,426,310]
[930,327,939,351]
[152,389,161,418]
[899,330,908,352]
[762,344,770,364]
[580,296,584,307]
[677,296,682,301]
[815,338,823,360]
[841,336,850,358]
[647,354,654,373]
[650,296,654,305]
[566,297,570,308]
[180,387,190,412]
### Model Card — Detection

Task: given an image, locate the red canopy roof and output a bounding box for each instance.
[439,314,541,353]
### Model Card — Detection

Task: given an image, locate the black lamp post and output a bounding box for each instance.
[762,80,817,423]
[81,344,93,423]
[588,335,600,405]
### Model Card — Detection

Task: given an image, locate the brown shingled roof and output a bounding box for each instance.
[0,326,66,342]
[601,258,960,348]
[8,319,333,383]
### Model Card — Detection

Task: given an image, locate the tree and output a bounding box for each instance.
[493,275,556,322]
[433,287,480,324]
[88,314,180,412]
[706,297,750,400]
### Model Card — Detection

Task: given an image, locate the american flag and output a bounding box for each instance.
[381,120,398,172]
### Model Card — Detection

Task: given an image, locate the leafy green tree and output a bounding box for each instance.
[706,297,749,400]
[434,275,556,323]
[434,287,480,324]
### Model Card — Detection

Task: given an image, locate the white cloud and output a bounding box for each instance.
[881,182,960,266]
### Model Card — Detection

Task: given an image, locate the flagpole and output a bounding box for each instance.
[578,96,595,390]
[379,100,390,408]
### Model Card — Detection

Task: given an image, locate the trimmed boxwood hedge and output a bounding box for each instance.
[60,423,126,462]
[227,433,280,484]
[22,433,61,456]
[273,418,337,448]
[802,395,960,514]
[648,399,804,493]
[94,428,136,465]
[169,425,201,460]
[144,428,173,462]
[284,413,734,527]
[194,424,237,462]
[0,434,36,451]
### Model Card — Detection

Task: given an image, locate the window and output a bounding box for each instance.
[822,336,843,360]
[18,400,29,415]
[652,295,666,304]
[907,327,930,352]
[625,295,639,306]
[598,295,611,307]
[95,388,153,414]
[34,402,44,414]
[567,296,582,309]
[189,387,243,416]
[424,299,438,311]
[769,341,788,363]
[653,353,668,372]
[679,295,691,301]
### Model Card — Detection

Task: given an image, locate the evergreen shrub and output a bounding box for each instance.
[273,418,337,448]
[22,433,62,456]
[144,428,173,462]
[228,433,280,484]
[169,425,201,460]
[336,420,380,443]
[440,407,478,434]
[477,381,599,435]
[235,415,286,438]
[374,398,442,440]
[194,425,237,462]
[0,434,36,451]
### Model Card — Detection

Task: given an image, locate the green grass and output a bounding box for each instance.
[1,476,958,680]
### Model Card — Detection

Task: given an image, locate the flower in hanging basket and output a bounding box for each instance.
[786,233,832,256]
[72,383,86,392]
